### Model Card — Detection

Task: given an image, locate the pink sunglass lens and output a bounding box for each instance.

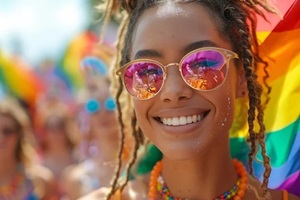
[123,62,164,99]
[181,50,226,90]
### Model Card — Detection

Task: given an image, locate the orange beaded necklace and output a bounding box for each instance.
[148,159,248,200]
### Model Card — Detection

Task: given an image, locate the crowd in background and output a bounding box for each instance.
[0,27,128,199]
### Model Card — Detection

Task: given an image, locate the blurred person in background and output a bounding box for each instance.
[0,96,55,200]
[62,43,131,200]
[34,98,79,199]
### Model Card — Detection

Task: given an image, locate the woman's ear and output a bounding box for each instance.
[236,68,247,98]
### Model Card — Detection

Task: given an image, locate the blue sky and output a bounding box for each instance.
[0,0,90,66]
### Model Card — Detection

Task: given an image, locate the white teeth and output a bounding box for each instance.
[167,118,172,125]
[187,116,192,123]
[197,115,201,121]
[192,115,197,122]
[160,114,204,126]
[162,118,167,124]
[172,117,179,126]
[179,116,186,125]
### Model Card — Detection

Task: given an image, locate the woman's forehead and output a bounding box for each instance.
[131,2,229,58]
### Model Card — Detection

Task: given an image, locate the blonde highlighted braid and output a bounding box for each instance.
[98,0,280,199]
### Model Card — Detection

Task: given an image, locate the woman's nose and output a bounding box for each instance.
[159,65,193,102]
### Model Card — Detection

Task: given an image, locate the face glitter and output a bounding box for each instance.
[157,1,186,18]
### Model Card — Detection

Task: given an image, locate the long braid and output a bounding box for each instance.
[261,60,271,109]
[244,55,258,176]
[220,1,259,176]
[110,5,154,194]
[103,1,145,198]
[120,112,140,191]
[256,85,272,195]
[102,2,130,197]
[136,126,145,145]
[252,61,272,194]
[242,1,273,108]
[232,2,273,197]
[217,0,272,196]
[247,11,272,109]
[97,0,115,43]
[106,78,125,200]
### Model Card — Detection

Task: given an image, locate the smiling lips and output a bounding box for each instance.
[160,112,207,126]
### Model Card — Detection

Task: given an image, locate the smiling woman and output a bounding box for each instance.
[79,0,300,200]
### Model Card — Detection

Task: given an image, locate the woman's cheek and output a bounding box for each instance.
[214,83,236,132]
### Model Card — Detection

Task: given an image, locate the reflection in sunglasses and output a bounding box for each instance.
[133,70,160,99]
[185,68,224,90]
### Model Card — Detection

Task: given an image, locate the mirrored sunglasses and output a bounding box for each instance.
[85,97,116,114]
[116,47,239,100]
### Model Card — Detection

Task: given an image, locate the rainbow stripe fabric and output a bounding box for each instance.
[58,31,99,91]
[0,53,44,105]
[259,0,300,194]
[230,0,300,195]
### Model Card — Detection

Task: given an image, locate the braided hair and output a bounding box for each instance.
[100,0,280,199]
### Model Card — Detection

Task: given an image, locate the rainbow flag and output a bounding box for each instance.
[256,0,295,43]
[58,31,99,91]
[230,0,300,196]
[0,53,44,106]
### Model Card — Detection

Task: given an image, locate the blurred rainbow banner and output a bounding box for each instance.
[230,0,300,195]
[57,31,99,91]
[0,53,44,106]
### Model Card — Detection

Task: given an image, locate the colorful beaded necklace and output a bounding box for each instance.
[148,159,248,200]
[0,173,24,197]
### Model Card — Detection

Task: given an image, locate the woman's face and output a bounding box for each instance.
[88,78,119,140]
[0,114,19,157]
[131,3,245,160]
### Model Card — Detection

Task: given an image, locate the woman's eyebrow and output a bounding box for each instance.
[134,49,162,59]
[183,40,218,54]
[133,40,218,59]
